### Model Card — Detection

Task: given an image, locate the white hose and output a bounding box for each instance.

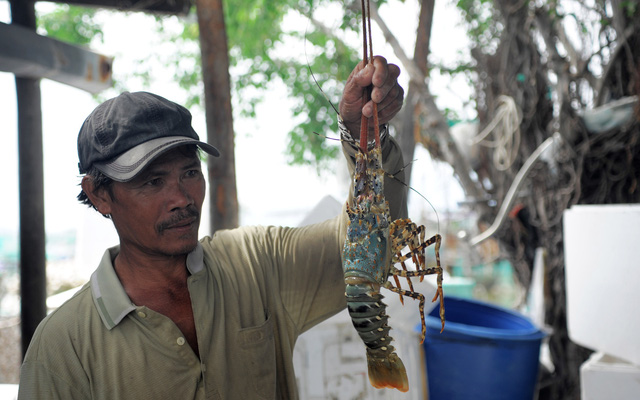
[469,132,562,246]
[471,95,522,171]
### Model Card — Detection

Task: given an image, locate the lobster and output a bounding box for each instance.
[341,0,445,392]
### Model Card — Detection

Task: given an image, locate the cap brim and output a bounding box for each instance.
[94,136,220,182]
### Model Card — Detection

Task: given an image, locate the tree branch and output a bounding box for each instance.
[368,1,486,201]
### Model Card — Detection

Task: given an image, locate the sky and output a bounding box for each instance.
[0,1,470,247]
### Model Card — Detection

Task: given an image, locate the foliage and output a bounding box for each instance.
[36,0,369,170]
[36,4,103,46]
[218,0,361,168]
[455,0,501,52]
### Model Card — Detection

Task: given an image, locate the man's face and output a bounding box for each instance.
[103,146,206,258]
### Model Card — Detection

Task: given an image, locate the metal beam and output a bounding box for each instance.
[17,76,47,360]
[9,0,47,360]
[0,21,113,93]
[40,0,191,14]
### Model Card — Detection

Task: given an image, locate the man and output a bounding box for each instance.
[18,56,407,399]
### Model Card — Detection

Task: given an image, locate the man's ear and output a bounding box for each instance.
[81,176,114,216]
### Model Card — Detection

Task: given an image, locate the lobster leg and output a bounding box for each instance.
[391,219,427,280]
[386,267,444,341]
[392,275,406,304]
[382,281,429,343]
[391,232,445,337]
[394,232,440,268]
[391,220,423,304]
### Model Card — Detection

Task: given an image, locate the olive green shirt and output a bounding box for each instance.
[18,137,407,399]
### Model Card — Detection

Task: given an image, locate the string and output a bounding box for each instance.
[359,0,370,150]
[359,0,380,150]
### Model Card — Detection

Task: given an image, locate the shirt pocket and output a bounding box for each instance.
[237,311,276,399]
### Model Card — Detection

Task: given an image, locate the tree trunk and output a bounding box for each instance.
[396,0,434,180]
[196,0,239,232]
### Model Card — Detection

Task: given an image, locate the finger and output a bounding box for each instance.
[362,81,404,119]
[371,62,401,104]
[362,89,403,125]
[376,85,404,124]
[340,61,370,123]
[376,82,404,118]
[370,56,390,89]
[351,57,392,94]
[341,61,370,103]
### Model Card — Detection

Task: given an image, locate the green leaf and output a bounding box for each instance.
[37,4,103,46]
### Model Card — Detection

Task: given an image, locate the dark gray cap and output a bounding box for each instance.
[77,91,219,182]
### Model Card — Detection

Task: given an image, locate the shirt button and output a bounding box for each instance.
[177,337,186,346]
[137,311,147,318]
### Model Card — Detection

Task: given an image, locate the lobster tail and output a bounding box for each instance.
[345,281,409,392]
[366,347,409,392]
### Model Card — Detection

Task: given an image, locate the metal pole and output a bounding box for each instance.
[10,0,47,358]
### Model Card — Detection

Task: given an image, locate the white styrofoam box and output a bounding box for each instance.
[581,352,640,400]
[564,205,640,366]
[0,385,18,400]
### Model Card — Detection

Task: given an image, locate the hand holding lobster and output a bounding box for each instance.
[340,56,404,137]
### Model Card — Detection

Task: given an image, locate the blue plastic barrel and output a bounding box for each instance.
[422,297,546,400]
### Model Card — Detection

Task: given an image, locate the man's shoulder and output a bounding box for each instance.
[27,284,97,354]
[20,285,98,399]
[198,227,278,279]
[199,225,274,252]
[46,283,94,319]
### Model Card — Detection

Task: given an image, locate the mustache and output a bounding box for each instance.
[157,206,200,233]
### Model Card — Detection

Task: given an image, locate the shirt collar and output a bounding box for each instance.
[186,241,204,275]
[90,242,205,330]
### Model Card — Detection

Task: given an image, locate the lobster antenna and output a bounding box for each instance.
[387,160,442,235]
[312,131,341,141]
[304,16,340,116]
